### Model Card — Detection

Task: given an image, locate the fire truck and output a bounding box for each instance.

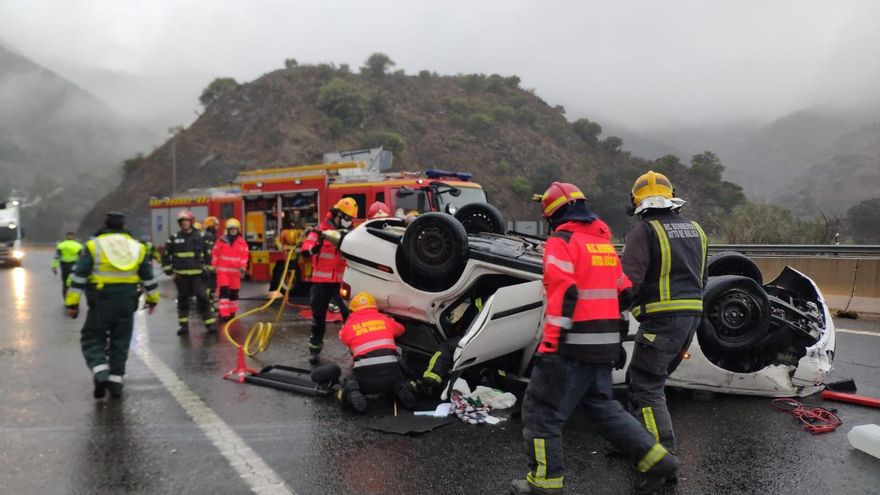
[149,159,487,287]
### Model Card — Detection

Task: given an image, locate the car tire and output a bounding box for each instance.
[706,251,763,285]
[454,202,505,235]
[699,275,771,353]
[398,212,468,292]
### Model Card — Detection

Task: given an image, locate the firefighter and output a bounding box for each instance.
[65,212,159,398]
[53,231,83,298]
[163,210,217,335]
[203,216,219,307]
[212,218,249,321]
[511,182,678,495]
[300,198,357,364]
[621,171,707,454]
[418,293,484,396]
[337,292,417,413]
[367,201,391,219]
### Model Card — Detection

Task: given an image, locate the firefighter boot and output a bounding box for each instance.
[93,370,110,399]
[393,381,418,410]
[107,375,124,397]
[308,350,321,366]
[637,451,680,494]
[509,479,561,495]
[341,380,367,413]
[177,324,189,336]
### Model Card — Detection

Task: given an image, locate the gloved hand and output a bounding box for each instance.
[145,302,157,315]
[66,306,79,319]
[613,345,627,370]
[164,269,172,276]
[240,267,247,279]
[52,267,58,275]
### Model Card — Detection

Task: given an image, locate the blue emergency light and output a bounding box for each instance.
[425,169,472,181]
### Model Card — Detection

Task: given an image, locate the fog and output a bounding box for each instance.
[1,0,879,133]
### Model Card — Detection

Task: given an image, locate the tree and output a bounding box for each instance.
[316,78,364,127]
[572,118,602,144]
[530,163,563,193]
[284,58,298,69]
[199,77,239,106]
[601,136,623,152]
[362,132,406,157]
[362,53,395,78]
[847,197,880,243]
[690,151,724,183]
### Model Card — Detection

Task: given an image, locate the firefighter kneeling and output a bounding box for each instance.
[512,182,678,495]
[336,292,417,413]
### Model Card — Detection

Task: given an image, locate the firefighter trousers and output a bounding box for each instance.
[60,261,75,297]
[308,283,350,352]
[174,274,215,327]
[521,354,665,492]
[627,315,700,452]
[422,335,462,385]
[80,287,139,379]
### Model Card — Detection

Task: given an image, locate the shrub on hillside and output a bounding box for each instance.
[504,75,521,88]
[509,176,532,195]
[460,74,487,93]
[513,108,537,126]
[847,197,880,243]
[486,74,506,93]
[418,70,432,80]
[370,94,391,114]
[122,153,145,176]
[362,132,406,157]
[199,77,239,106]
[284,58,298,69]
[464,113,494,135]
[316,78,365,127]
[362,53,395,78]
[444,97,472,115]
[572,118,602,144]
[509,94,528,109]
[530,163,563,193]
[490,105,516,122]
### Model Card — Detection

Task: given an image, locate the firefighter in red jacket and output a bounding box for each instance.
[511,182,679,495]
[621,171,707,454]
[212,218,249,321]
[300,197,357,364]
[337,292,417,413]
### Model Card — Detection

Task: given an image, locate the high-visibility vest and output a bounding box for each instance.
[53,239,83,267]
[65,232,159,307]
[540,220,632,363]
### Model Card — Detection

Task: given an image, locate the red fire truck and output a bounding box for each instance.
[150,161,487,287]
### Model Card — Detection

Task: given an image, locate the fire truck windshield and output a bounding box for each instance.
[436,186,487,211]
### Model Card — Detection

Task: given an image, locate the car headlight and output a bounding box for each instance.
[12,250,24,259]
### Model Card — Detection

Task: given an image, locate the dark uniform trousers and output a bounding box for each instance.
[308,283,350,351]
[522,354,662,490]
[81,286,139,376]
[628,315,700,452]
[175,275,211,325]
[60,261,75,297]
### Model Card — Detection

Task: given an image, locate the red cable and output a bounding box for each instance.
[771,398,842,434]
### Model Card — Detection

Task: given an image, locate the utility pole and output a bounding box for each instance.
[168,126,184,195]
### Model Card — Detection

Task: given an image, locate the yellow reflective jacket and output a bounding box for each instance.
[53,239,83,268]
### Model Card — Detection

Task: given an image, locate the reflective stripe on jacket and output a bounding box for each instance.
[300,220,345,283]
[621,211,707,320]
[211,234,249,272]
[540,220,632,362]
[338,308,405,359]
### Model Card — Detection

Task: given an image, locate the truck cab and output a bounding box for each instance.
[0,198,24,267]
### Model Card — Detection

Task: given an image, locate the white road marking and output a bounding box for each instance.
[133,310,296,495]
[836,328,880,338]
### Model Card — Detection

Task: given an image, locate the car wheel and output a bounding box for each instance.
[399,212,468,292]
[700,275,771,353]
[706,251,763,285]
[454,202,505,235]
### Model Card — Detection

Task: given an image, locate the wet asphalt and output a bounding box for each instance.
[1,248,878,495]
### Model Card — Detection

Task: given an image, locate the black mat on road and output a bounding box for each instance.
[365,414,452,435]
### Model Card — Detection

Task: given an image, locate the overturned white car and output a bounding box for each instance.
[340,205,835,397]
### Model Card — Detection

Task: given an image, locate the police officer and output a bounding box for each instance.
[511,182,678,495]
[52,231,83,298]
[621,171,707,455]
[163,210,217,335]
[65,212,159,398]
[300,198,357,365]
[337,292,417,413]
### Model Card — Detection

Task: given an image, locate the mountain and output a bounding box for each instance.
[80,63,744,239]
[0,42,155,240]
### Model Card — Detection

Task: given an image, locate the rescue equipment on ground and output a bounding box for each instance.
[820,390,880,409]
[848,424,880,459]
[771,398,842,434]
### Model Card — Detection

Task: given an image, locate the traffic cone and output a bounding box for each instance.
[224,346,257,382]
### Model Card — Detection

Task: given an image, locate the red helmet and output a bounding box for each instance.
[537,182,586,218]
[177,210,195,222]
[367,201,391,219]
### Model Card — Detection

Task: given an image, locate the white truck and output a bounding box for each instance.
[0,198,24,267]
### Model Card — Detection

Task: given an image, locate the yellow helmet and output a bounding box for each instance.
[193,222,203,231]
[632,171,673,205]
[204,216,219,228]
[333,197,358,218]
[225,218,241,230]
[349,291,377,312]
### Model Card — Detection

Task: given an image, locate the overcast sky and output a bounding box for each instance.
[2,0,879,131]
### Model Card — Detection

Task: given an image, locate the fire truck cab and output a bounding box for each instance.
[235,161,487,285]
[148,188,242,248]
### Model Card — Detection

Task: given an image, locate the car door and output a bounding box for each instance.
[451,280,545,372]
